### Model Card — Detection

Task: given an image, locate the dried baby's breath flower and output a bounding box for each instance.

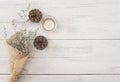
[10,28,38,55]
[2,4,39,55]
[3,26,7,40]
[17,12,23,18]
[11,19,18,32]
[27,4,31,11]
[9,4,38,55]
[17,4,31,22]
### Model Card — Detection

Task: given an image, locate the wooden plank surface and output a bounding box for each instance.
[0,0,120,39]
[0,75,120,82]
[1,58,120,74]
[1,40,120,58]
[0,0,120,82]
[0,40,120,74]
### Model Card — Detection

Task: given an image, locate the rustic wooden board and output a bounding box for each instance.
[0,0,120,82]
[0,75,120,82]
[0,40,120,74]
[0,0,120,39]
[1,58,120,74]
[1,40,120,58]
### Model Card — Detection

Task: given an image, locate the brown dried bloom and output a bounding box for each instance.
[29,9,42,23]
[33,36,48,50]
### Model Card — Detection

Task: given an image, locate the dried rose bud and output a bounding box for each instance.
[33,36,48,50]
[29,9,42,23]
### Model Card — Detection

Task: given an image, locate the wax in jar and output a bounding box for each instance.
[43,19,55,30]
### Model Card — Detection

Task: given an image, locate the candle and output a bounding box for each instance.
[41,16,57,31]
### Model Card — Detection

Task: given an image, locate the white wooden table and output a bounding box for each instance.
[0,0,120,82]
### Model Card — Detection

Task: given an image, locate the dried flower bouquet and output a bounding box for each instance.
[3,4,41,82]
[6,28,38,82]
[6,32,29,82]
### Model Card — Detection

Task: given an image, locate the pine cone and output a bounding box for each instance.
[33,36,48,50]
[29,9,42,23]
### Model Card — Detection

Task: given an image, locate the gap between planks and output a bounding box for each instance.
[1,74,120,75]
[1,39,120,40]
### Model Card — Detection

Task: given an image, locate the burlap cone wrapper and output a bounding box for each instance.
[6,33,29,82]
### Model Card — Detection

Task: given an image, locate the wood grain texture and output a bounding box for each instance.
[1,58,120,74]
[0,40,120,58]
[0,75,120,82]
[0,0,120,39]
[0,40,120,74]
[0,0,120,82]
